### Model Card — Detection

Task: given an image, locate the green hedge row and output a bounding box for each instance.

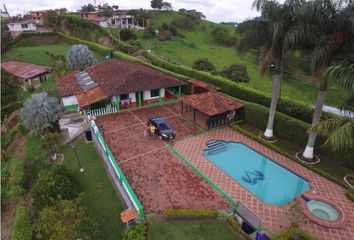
[7,158,26,198]
[273,230,318,240]
[242,102,353,168]
[11,206,32,240]
[345,190,354,202]
[122,224,147,240]
[163,209,218,218]
[142,51,337,124]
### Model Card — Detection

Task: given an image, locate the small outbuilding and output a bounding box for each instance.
[181,92,244,129]
[1,61,51,87]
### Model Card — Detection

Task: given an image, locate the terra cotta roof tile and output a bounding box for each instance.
[181,92,244,116]
[57,59,186,98]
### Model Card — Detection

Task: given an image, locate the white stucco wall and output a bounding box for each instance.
[143,88,165,100]
[8,23,37,32]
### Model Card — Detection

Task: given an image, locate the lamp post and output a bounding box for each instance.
[70,143,84,172]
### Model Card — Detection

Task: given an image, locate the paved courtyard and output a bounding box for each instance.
[173,128,354,240]
[95,104,232,213]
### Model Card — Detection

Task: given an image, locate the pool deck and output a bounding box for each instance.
[173,128,354,240]
[95,105,232,214]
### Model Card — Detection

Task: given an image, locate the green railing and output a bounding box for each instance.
[90,120,145,218]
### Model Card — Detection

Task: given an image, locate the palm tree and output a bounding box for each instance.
[238,0,302,139]
[312,62,354,151]
[285,0,353,159]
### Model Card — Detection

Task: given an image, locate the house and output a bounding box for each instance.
[1,61,51,87]
[79,11,108,27]
[109,14,135,29]
[29,10,48,24]
[7,21,37,33]
[57,59,186,111]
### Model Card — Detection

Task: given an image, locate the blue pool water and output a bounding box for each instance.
[204,142,310,206]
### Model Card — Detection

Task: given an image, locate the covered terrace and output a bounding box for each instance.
[181,92,244,129]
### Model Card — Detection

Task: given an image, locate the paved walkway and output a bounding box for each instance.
[174,128,354,240]
[95,105,232,214]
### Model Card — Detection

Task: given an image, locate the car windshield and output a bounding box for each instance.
[158,123,170,130]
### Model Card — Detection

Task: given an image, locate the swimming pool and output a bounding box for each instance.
[204,141,310,206]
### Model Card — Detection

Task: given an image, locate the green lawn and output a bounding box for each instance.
[138,11,347,107]
[2,44,106,66]
[148,220,244,240]
[25,137,126,240]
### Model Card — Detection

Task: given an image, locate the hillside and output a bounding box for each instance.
[136,11,347,107]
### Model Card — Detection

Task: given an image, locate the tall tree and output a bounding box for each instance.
[312,62,354,151]
[66,44,95,71]
[21,93,62,136]
[99,3,114,17]
[285,0,354,158]
[237,0,301,139]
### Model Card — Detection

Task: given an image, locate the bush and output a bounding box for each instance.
[171,17,198,29]
[32,167,79,214]
[7,158,26,198]
[211,27,229,45]
[144,27,156,38]
[221,64,250,83]
[273,229,318,240]
[192,58,216,72]
[163,209,218,218]
[119,29,137,41]
[122,224,147,240]
[12,206,32,240]
[158,30,173,41]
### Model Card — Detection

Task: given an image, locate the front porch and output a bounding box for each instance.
[84,86,182,118]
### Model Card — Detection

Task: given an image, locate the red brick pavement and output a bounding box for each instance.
[173,128,354,240]
[95,105,231,214]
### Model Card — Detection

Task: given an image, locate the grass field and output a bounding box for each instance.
[148,220,243,240]
[2,44,106,66]
[138,12,347,107]
[26,136,125,240]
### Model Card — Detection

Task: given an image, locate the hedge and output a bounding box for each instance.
[122,224,147,240]
[12,206,32,240]
[142,51,337,124]
[273,229,318,240]
[7,158,26,198]
[345,190,354,202]
[242,102,353,168]
[163,209,218,218]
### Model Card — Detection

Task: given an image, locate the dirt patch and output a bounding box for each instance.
[1,110,20,133]
[1,199,21,240]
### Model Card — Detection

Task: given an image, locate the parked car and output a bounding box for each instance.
[147,117,176,140]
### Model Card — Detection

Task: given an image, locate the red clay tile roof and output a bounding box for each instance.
[182,92,244,116]
[76,86,110,107]
[57,59,186,98]
[189,78,221,91]
[1,61,50,80]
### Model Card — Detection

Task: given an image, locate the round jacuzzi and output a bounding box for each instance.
[301,193,347,228]
[307,200,339,221]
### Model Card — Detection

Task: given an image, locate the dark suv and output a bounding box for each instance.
[147,117,176,141]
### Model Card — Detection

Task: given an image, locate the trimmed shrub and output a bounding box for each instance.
[221,64,250,83]
[192,58,216,72]
[12,206,32,240]
[7,158,26,198]
[273,229,319,240]
[122,224,147,240]
[163,209,218,218]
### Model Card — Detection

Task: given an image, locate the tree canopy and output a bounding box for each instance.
[81,3,95,12]
[151,0,172,10]
[21,93,62,136]
[66,44,95,71]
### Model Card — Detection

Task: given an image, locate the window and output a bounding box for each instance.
[150,89,160,98]
[120,94,129,100]
[21,24,28,29]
